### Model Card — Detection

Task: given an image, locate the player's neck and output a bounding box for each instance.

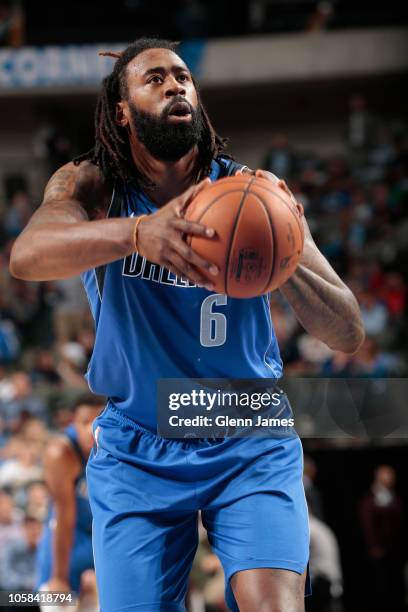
[130,140,200,206]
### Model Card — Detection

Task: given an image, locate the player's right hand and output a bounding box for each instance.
[136,179,219,290]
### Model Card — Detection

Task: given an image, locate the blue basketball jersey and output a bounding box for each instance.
[81,157,283,432]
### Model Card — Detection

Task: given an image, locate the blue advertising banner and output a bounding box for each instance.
[0,41,206,91]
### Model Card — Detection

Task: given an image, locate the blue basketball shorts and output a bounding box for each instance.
[86,403,310,612]
[36,524,94,592]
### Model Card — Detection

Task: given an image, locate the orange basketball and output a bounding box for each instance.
[185,174,304,298]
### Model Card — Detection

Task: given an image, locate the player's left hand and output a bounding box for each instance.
[237,167,304,217]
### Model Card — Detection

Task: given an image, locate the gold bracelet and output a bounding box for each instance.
[132,214,147,253]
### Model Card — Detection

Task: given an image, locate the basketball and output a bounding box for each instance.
[185,174,305,298]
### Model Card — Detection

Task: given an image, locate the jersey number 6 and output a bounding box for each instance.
[200,294,228,348]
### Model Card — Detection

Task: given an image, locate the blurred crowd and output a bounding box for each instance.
[266,95,408,379]
[0,162,97,602]
[1,0,406,48]
[0,93,407,609]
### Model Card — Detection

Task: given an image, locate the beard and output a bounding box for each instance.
[129,97,205,162]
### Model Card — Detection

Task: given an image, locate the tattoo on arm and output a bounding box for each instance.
[280,219,364,352]
[43,168,77,201]
[40,162,109,222]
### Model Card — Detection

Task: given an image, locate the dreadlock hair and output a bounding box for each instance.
[74,37,229,186]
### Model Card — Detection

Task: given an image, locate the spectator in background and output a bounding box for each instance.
[51,403,75,432]
[369,125,396,170]
[371,181,392,225]
[20,418,49,445]
[52,277,90,345]
[262,133,297,181]
[0,372,46,433]
[56,342,88,390]
[0,318,20,363]
[305,501,343,612]
[19,418,49,463]
[0,514,42,597]
[76,328,95,363]
[303,455,324,521]
[30,349,62,387]
[365,260,385,293]
[359,465,405,612]
[0,487,23,583]
[0,0,25,47]
[390,131,408,205]
[348,336,399,377]
[0,243,17,355]
[32,115,75,175]
[294,334,334,375]
[0,438,43,490]
[347,187,372,255]
[0,414,6,450]
[320,350,352,377]
[269,295,299,363]
[0,242,43,345]
[0,489,27,611]
[345,94,377,169]
[321,156,352,213]
[380,272,406,320]
[305,1,335,32]
[25,481,49,522]
[3,191,33,238]
[47,125,75,176]
[358,290,388,338]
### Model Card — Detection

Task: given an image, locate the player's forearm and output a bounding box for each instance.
[52,513,75,582]
[9,217,136,281]
[280,264,364,353]
[280,226,365,353]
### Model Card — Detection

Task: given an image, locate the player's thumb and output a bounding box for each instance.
[179,178,211,213]
[191,177,212,198]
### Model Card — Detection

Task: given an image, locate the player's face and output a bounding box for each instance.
[123,48,198,121]
[74,405,104,454]
[117,49,204,162]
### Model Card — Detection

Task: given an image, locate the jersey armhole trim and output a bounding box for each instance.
[94,181,121,301]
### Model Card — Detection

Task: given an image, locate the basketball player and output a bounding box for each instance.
[36,394,104,606]
[10,38,364,612]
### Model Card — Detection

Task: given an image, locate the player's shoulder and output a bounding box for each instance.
[43,160,111,220]
[43,435,82,491]
[44,434,78,469]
